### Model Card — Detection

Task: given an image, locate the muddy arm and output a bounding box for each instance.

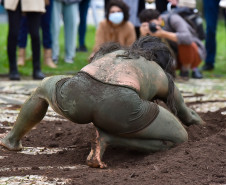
[173,86,205,126]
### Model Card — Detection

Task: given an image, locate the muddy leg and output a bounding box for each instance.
[87,128,108,168]
[86,126,175,169]
[0,76,69,151]
[0,93,48,151]
[86,106,189,168]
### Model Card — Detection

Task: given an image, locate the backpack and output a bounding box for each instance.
[167,7,206,40]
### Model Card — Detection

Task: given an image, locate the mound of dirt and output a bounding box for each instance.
[0,103,226,184]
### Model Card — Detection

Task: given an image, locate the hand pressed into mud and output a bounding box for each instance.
[189,108,206,126]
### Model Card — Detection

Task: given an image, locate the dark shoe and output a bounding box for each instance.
[202,64,214,71]
[9,73,20,81]
[33,71,45,80]
[179,70,189,80]
[76,46,88,52]
[192,68,203,79]
[179,70,189,77]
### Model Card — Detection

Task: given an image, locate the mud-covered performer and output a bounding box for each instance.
[0,36,204,168]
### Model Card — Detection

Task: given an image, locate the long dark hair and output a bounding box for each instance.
[125,36,177,114]
[90,42,123,62]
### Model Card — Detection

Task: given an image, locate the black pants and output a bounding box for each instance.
[7,3,42,74]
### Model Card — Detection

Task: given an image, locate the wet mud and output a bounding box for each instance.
[0,98,226,184]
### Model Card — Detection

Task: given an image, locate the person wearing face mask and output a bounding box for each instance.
[91,0,136,58]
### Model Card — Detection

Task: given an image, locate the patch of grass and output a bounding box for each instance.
[0,24,96,77]
[0,20,226,78]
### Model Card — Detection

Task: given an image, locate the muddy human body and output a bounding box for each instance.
[0,36,204,168]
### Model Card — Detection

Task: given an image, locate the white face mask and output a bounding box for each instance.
[109,12,124,25]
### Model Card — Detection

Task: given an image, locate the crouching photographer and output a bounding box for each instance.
[139,9,206,79]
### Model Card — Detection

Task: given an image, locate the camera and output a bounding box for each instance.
[149,22,158,33]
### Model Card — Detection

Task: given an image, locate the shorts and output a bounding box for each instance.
[56,71,160,134]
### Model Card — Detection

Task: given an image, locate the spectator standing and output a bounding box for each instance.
[155,0,196,13]
[139,9,205,79]
[4,0,45,80]
[155,0,178,13]
[92,0,136,55]
[51,0,81,64]
[18,0,57,68]
[122,0,145,38]
[77,0,91,52]
[104,0,110,12]
[202,0,220,71]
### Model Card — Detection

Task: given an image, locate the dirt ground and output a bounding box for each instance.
[0,97,226,185]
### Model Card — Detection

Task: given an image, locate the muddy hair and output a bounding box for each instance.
[120,36,177,115]
[90,42,123,62]
[131,36,176,77]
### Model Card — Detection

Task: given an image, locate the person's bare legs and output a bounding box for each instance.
[0,91,49,150]
[87,106,188,168]
[0,75,68,150]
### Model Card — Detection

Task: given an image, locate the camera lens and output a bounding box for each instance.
[149,22,158,33]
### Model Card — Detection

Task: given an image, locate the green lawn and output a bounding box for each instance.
[0,25,96,77]
[0,21,226,78]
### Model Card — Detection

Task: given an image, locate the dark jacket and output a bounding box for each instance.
[55,0,81,4]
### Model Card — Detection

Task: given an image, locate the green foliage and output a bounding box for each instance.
[0,21,226,78]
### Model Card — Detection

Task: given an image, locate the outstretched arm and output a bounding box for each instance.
[173,86,205,126]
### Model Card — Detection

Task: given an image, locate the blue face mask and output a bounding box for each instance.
[109,12,124,25]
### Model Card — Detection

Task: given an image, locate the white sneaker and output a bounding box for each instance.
[220,0,226,8]
[64,58,74,64]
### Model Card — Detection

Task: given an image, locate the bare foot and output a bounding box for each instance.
[0,135,22,151]
[86,148,107,169]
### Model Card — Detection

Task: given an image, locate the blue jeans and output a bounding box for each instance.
[203,0,220,67]
[51,1,79,60]
[18,0,53,49]
[78,0,90,47]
